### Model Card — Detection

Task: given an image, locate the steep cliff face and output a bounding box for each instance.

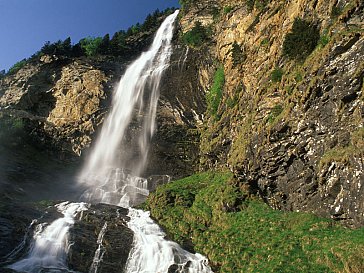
[180,0,363,226]
[1,0,362,227]
[0,56,116,155]
[0,36,206,180]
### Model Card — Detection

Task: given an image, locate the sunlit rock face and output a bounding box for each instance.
[0,45,206,179]
[180,0,364,227]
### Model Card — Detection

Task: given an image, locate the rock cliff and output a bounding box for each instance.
[0,0,362,227]
[179,0,363,227]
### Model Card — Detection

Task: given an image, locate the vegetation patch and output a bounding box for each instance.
[231,42,246,67]
[267,104,283,124]
[320,128,364,167]
[282,18,320,61]
[271,67,283,83]
[7,59,27,75]
[223,6,233,14]
[182,21,209,47]
[207,66,225,119]
[245,0,270,12]
[146,172,364,273]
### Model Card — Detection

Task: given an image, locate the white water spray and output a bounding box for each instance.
[78,11,179,208]
[126,209,212,273]
[8,202,88,273]
[8,10,213,273]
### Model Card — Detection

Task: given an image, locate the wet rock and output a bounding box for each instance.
[68,203,133,273]
[0,201,134,273]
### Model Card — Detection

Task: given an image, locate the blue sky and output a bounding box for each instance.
[0,0,180,71]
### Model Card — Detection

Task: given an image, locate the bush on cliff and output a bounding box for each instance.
[146,171,364,273]
[283,18,320,61]
[182,21,209,47]
[7,59,27,75]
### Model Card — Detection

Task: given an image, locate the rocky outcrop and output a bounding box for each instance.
[0,56,119,156]
[68,203,133,273]
[0,202,133,272]
[180,0,364,226]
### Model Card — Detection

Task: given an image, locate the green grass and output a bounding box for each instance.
[146,172,364,273]
[208,66,225,119]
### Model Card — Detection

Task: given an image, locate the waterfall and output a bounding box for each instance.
[8,10,213,273]
[78,10,179,208]
[7,202,88,273]
[125,209,212,273]
[78,9,213,273]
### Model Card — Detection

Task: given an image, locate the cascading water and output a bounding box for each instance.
[7,10,213,273]
[7,202,88,273]
[125,209,212,273]
[78,9,213,273]
[78,10,180,208]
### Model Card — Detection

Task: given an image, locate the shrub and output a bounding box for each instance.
[246,0,255,11]
[231,42,246,66]
[223,6,233,14]
[260,38,269,46]
[282,18,320,61]
[208,66,225,118]
[295,72,303,82]
[79,37,103,57]
[271,67,283,82]
[331,6,343,19]
[182,21,208,47]
[318,31,330,48]
[267,104,283,123]
[8,59,27,75]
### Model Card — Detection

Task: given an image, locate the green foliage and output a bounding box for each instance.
[318,32,330,48]
[267,104,283,124]
[0,114,25,143]
[147,171,364,273]
[246,0,255,11]
[179,0,193,11]
[7,59,27,75]
[282,18,320,61]
[0,69,6,79]
[271,67,283,82]
[208,66,225,118]
[182,21,208,47]
[223,6,233,14]
[260,38,270,46]
[245,0,269,12]
[255,0,270,10]
[79,37,103,57]
[295,72,303,82]
[231,42,246,67]
[40,37,73,57]
[331,6,343,19]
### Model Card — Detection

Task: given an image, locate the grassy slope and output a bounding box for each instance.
[146,172,364,272]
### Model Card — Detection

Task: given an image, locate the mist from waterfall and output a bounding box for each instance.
[6,10,213,273]
[77,9,213,273]
[78,10,179,208]
[7,202,88,273]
